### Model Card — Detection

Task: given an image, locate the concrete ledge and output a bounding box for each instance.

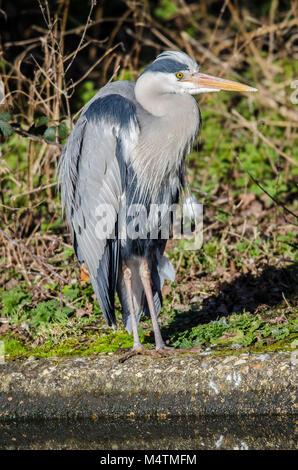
[0,352,296,420]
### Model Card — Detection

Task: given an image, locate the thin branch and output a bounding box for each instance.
[231,109,297,166]
[190,187,218,200]
[0,229,67,283]
[12,182,58,201]
[65,0,96,73]
[235,154,298,220]
[67,43,122,91]
[12,126,63,149]
[30,54,70,99]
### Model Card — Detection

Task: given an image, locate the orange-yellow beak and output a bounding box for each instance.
[185,72,257,93]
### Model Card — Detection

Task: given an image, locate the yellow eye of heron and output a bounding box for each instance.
[176,72,184,79]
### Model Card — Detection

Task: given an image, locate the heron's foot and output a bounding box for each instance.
[155,345,177,355]
[156,345,202,355]
[119,345,174,363]
[182,345,202,353]
[118,344,201,363]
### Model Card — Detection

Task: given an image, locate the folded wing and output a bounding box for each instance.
[59,92,140,326]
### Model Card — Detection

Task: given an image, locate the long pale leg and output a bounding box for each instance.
[139,257,170,351]
[120,261,166,362]
[122,263,143,351]
[120,260,201,362]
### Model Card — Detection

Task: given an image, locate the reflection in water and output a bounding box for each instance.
[0,415,296,449]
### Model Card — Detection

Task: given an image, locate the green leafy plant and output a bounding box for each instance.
[0,112,13,137]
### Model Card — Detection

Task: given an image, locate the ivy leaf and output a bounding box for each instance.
[58,123,69,139]
[0,119,13,137]
[43,126,57,141]
[0,112,11,121]
[35,116,48,127]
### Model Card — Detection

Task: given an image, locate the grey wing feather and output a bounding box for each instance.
[59,90,139,326]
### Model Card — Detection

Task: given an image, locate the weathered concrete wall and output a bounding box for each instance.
[0,351,296,420]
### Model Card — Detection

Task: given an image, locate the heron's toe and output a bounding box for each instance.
[119,345,158,362]
[155,345,177,355]
[156,345,202,355]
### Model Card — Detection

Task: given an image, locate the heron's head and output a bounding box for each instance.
[136,50,257,97]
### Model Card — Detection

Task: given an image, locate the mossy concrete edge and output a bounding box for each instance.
[0,351,296,420]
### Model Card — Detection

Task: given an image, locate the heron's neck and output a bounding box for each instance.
[135,73,180,117]
[132,76,200,206]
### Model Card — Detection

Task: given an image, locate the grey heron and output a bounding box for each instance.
[59,51,256,356]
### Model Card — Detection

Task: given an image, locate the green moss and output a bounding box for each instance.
[0,328,150,361]
[3,338,30,358]
[1,325,295,361]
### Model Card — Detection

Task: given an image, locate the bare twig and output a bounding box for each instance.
[67,43,122,91]
[0,229,67,283]
[12,126,63,149]
[231,109,297,166]
[65,0,96,73]
[12,183,58,201]
[235,154,298,220]
[190,187,218,200]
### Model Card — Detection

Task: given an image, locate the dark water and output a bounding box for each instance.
[0,415,296,450]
